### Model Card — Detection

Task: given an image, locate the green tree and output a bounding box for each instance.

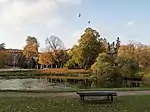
[64,59,76,68]
[65,45,80,68]
[114,37,121,54]
[91,53,123,87]
[23,36,39,68]
[71,27,103,69]
[115,56,140,77]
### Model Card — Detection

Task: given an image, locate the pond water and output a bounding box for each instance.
[0,78,74,90]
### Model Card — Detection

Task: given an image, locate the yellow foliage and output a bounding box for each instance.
[38,52,53,65]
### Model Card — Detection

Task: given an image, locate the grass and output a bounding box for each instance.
[1,87,150,93]
[0,87,150,93]
[0,95,149,112]
[0,69,91,79]
[0,68,90,74]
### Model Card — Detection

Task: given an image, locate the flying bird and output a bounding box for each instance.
[78,13,81,18]
[88,21,91,24]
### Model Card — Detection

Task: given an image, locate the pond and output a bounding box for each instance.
[0,78,74,90]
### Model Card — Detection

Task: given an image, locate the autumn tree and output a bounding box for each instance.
[23,36,39,68]
[44,35,68,68]
[118,42,135,60]
[38,52,54,68]
[100,38,109,53]
[118,42,150,68]
[134,43,150,68]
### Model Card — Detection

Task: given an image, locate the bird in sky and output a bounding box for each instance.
[78,13,81,18]
[77,13,91,24]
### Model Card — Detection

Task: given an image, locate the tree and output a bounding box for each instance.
[0,43,5,50]
[70,27,103,69]
[66,28,114,69]
[100,38,109,53]
[115,56,140,77]
[116,37,121,50]
[45,35,65,51]
[118,42,150,68]
[38,52,54,67]
[23,36,39,68]
[91,53,113,73]
[65,45,80,68]
[0,51,11,68]
[64,59,76,68]
[17,54,28,68]
[114,56,141,87]
[107,37,121,59]
[91,53,123,87]
[53,50,69,68]
[134,43,150,68]
[118,43,135,60]
[44,35,68,68]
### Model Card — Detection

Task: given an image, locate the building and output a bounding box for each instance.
[1,49,23,67]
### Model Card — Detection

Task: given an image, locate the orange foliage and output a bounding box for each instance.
[38,52,54,65]
[40,75,90,79]
[37,68,89,74]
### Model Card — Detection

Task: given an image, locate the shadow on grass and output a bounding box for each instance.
[79,98,123,105]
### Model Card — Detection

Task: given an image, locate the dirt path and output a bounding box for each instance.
[0,91,150,97]
[117,90,150,96]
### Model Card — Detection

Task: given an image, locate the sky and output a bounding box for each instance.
[0,0,150,51]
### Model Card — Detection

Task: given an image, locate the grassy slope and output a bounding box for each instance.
[0,95,149,112]
[0,69,91,79]
[1,87,150,93]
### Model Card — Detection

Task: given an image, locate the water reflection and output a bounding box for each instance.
[0,79,73,90]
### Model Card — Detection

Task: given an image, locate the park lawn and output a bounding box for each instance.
[0,95,149,112]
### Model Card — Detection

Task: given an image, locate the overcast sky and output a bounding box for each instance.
[0,0,150,51]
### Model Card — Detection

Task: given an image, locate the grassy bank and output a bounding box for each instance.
[0,95,149,112]
[0,69,91,79]
[1,87,150,93]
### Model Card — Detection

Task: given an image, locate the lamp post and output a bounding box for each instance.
[12,52,17,69]
[13,53,16,69]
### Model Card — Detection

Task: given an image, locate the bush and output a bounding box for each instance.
[64,59,79,69]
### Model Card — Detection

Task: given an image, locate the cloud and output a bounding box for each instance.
[126,20,135,26]
[0,0,82,29]
[0,0,8,2]
[0,0,83,49]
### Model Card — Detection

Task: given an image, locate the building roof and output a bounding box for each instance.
[3,49,22,53]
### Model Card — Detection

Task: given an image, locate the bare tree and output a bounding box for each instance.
[45,35,65,51]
